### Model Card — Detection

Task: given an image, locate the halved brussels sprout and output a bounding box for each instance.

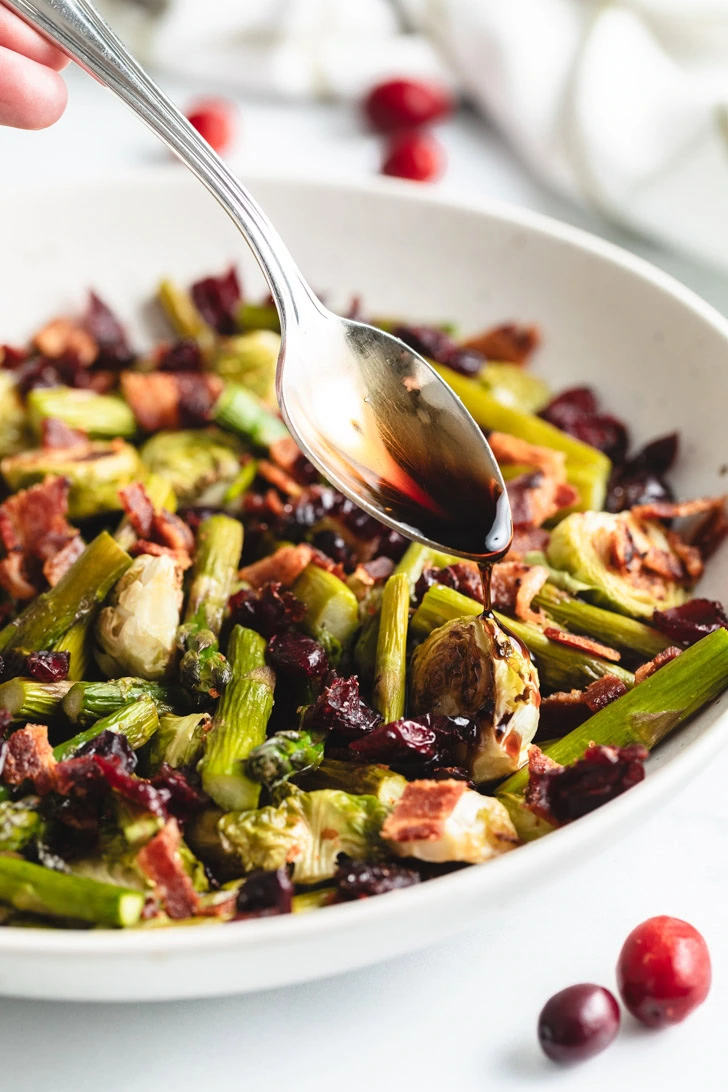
[140,428,245,506]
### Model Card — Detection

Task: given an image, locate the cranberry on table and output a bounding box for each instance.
[363,78,452,132]
[617,916,711,1028]
[538,984,620,1065]
[185,99,236,155]
[381,131,446,183]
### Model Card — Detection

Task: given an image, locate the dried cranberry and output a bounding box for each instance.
[569,414,628,463]
[75,729,137,773]
[93,756,169,818]
[525,743,647,825]
[414,563,483,606]
[651,599,728,646]
[267,631,329,688]
[606,470,673,513]
[303,676,381,740]
[279,486,340,538]
[25,651,70,683]
[310,529,354,569]
[186,99,235,155]
[538,984,620,1065]
[616,916,711,1028]
[364,77,452,133]
[151,764,208,821]
[626,433,679,477]
[229,583,306,639]
[156,339,204,373]
[392,324,457,366]
[540,387,598,430]
[381,131,446,183]
[1,345,26,369]
[377,528,408,562]
[178,507,220,534]
[334,856,420,900]
[83,292,133,367]
[350,713,475,773]
[236,868,293,917]
[190,266,241,336]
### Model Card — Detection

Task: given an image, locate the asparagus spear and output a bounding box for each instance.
[244,729,325,793]
[53,616,94,681]
[199,626,275,811]
[293,565,360,652]
[433,363,611,511]
[212,383,289,449]
[498,628,728,807]
[114,472,177,551]
[27,387,136,441]
[302,758,407,806]
[157,278,215,353]
[354,614,381,686]
[237,300,280,333]
[373,572,410,723]
[53,697,160,761]
[0,679,73,722]
[0,856,144,927]
[63,678,178,727]
[145,712,211,772]
[0,533,132,654]
[534,584,670,660]
[291,888,336,914]
[411,584,634,691]
[178,514,243,696]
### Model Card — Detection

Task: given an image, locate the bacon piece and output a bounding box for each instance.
[461,323,541,364]
[508,526,551,559]
[119,482,194,567]
[269,437,303,473]
[257,460,303,498]
[41,418,88,450]
[43,535,85,587]
[635,645,682,685]
[543,625,621,662]
[120,372,223,432]
[381,780,468,844]
[631,496,726,522]
[525,743,648,825]
[33,317,98,365]
[150,509,195,555]
[537,676,628,738]
[137,819,201,920]
[238,543,314,588]
[489,432,565,480]
[0,477,80,600]
[309,549,347,582]
[489,432,578,528]
[491,561,549,622]
[666,532,703,582]
[119,481,155,539]
[129,540,193,570]
[2,724,56,794]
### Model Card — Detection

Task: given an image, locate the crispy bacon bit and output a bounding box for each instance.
[632,496,726,522]
[119,481,155,539]
[381,780,468,844]
[414,562,483,605]
[137,819,201,920]
[238,544,314,588]
[83,292,133,367]
[33,318,98,366]
[2,724,56,794]
[525,743,648,825]
[0,477,80,600]
[150,509,195,555]
[93,756,169,818]
[191,266,241,336]
[652,599,728,646]
[537,676,628,738]
[491,561,549,622]
[41,418,88,450]
[508,526,551,559]
[129,540,193,570]
[269,437,303,473]
[462,322,541,364]
[489,432,578,527]
[43,535,85,587]
[257,460,303,498]
[119,482,194,566]
[635,646,682,685]
[120,372,223,432]
[543,626,621,663]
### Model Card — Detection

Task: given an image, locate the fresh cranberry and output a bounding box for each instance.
[364,78,452,132]
[186,99,236,155]
[616,916,711,1028]
[381,131,446,183]
[538,984,620,1064]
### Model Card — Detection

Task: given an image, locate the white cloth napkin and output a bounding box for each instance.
[99,0,728,271]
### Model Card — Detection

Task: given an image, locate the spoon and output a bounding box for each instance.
[7,0,512,561]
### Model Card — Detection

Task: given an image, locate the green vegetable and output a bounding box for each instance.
[27,387,136,440]
[534,583,670,659]
[302,758,407,806]
[479,362,551,414]
[0,678,73,722]
[293,564,360,650]
[0,798,44,852]
[410,611,541,781]
[53,617,94,681]
[177,514,243,696]
[200,626,275,811]
[53,697,160,761]
[213,330,280,405]
[212,383,289,448]
[145,712,211,772]
[95,554,183,681]
[219,788,388,884]
[140,428,245,506]
[548,511,690,618]
[157,278,215,353]
[373,572,409,723]
[63,678,178,727]
[244,729,325,793]
[237,300,280,333]
[0,856,144,927]
[0,533,132,654]
[0,371,29,458]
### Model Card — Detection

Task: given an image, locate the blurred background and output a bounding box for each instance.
[6,0,728,307]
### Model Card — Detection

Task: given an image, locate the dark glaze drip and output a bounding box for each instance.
[478,561,493,613]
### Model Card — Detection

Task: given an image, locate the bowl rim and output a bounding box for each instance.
[1,166,727,958]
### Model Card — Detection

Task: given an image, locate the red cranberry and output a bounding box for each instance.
[538,984,620,1065]
[617,916,711,1027]
[381,131,445,183]
[186,99,235,154]
[364,78,452,133]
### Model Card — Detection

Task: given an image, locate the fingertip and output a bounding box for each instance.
[25,70,68,129]
[0,48,68,130]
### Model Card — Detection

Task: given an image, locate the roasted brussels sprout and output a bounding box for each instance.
[140,428,245,506]
[213,330,280,406]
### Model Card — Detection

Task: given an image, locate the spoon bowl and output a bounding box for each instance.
[7,0,511,560]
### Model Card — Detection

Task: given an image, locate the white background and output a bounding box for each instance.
[2,65,728,1091]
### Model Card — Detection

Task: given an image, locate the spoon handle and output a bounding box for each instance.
[5,0,314,329]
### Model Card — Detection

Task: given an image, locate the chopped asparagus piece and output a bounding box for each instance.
[0,533,132,654]
[157,278,215,353]
[200,626,275,811]
[27,387,136,440]
[237,300,280,333]
[244,729,325,792]
[293,564,360,650]
[479,362,551,414]
[373,572,410,723]
[0,679,73,722]
[302,758,407,806]
[53,696,160,761]
[212,383,289,449]
[63,678,178,727]
[53,617,94,681]
[0,856,144,927]
[534,584,670,659]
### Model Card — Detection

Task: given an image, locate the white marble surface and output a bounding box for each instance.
[2,65,728,1092]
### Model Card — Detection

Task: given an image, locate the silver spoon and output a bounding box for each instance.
[7,0,512,561]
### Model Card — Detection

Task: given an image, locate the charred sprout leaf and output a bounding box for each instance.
[95,554,183,681]
[244,729,325,793]
[409,613,540,782]
[219,788,389,885]
[140,428,245,506]
[548,511,691,618]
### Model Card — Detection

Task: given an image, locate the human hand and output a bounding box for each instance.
[1,5,69,128]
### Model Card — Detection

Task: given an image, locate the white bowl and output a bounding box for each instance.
[0,169,726,1002]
